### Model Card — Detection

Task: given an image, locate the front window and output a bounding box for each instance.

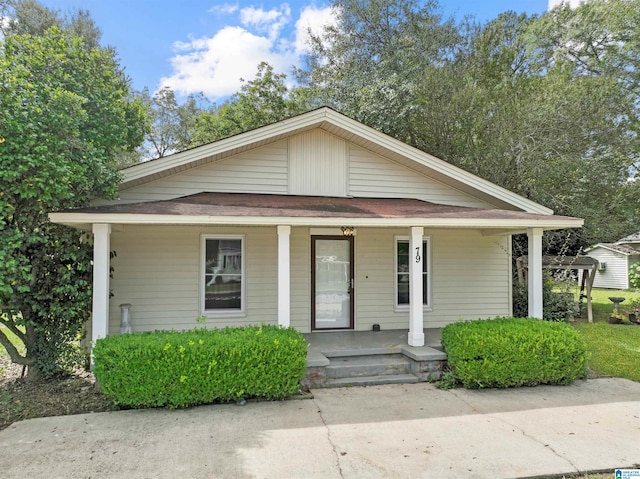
[202,236,244,313]
[395,237,430,309]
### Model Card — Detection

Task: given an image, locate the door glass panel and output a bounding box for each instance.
[314,239,351,329]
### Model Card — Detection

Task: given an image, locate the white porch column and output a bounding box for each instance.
[527,227,544,319]
[92,224,111,347]
[408,226,425,346]
[277,225,291,327]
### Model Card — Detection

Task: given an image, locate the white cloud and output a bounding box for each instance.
[210,3,239,15]
[240,5,287,28]
[240,4,291,40]
[159,2,337,101]
[172,36,209,52]
[293,5,336,55]
[159,26,296,98]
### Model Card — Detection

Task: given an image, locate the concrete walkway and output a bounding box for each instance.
[1,378,639,478]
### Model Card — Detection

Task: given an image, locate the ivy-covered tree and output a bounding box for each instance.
[0,26,147,378]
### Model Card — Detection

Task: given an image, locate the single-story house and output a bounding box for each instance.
[49,107,583,351]
[585,232,640,289]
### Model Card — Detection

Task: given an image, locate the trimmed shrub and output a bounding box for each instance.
[512,277,578,321]
[93,325,308,408]
[441,317,588,389]
[630,262,640,289]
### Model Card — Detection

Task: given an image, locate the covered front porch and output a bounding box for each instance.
[303,329,447,389]
[49,193,584,363]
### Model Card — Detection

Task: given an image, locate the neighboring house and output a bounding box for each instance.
[585,233,640,289]
[49,108,582,350]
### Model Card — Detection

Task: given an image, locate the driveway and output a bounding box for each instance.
[1,378,639,478]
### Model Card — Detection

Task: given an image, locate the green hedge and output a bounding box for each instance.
[441,317,588,389]
[93,325,308,408]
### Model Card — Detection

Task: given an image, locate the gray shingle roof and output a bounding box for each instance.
[617,231,640,243]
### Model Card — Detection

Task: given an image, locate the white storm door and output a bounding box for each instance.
[312,236,354,330]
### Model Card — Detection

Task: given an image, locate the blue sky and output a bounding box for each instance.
[36,1,566,101]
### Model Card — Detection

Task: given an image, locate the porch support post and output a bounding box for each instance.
[527,227,543,319]
[92,224,111,350]
[408,226,425,346]
[277,225,291,327]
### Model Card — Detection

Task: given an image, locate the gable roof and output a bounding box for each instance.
[121,107,553,215]
[585,243,640,256]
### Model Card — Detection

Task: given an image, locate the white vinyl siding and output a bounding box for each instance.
[106,226,510,335]
[290,227,311,333]
[588,248,631,289]
[108,225,277,334]
[289,130,347,196]
[107,133,499,210]
[354,228,510,331]
[348,145,495,208]
[115,141,289,203]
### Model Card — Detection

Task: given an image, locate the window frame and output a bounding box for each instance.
[200,234,246,317]
[394,235,432,312]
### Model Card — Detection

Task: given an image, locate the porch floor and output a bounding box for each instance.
[303,329,445,367]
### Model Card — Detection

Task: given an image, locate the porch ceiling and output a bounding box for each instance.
[49,192,583,232]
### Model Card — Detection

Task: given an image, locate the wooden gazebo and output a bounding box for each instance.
[516,255,598,322]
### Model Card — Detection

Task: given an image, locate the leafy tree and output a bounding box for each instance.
[191,62,316,146]
[527,0,640,245]
[532,0,640,94]
[419,11,638,220]
[0,27,147,378]
[1,0,102,49]
[297,0,461,146]
[138,86,213,160]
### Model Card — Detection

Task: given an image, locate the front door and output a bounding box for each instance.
[312,236,354,330]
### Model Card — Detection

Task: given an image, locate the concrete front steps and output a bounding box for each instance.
[325,354,419,388]
[303,343,447,389]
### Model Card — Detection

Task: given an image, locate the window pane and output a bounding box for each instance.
[204,239,241,310]
[422,273,428,304]
[396,240,428,306]
[397,273,409,304]
[422,242,428,273]
[397,241,409,272]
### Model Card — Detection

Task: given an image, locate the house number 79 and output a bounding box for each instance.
[415,247,421,263]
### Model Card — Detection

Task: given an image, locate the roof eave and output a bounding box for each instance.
[585,243,639,256]
[49,212,583,231]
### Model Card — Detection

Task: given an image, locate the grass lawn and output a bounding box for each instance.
[556,283,640,322]
[0,323,25,379]
[0,324,24,359]
[576,322,640,382]
[559,286,640,382]
[585,288,640,323]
